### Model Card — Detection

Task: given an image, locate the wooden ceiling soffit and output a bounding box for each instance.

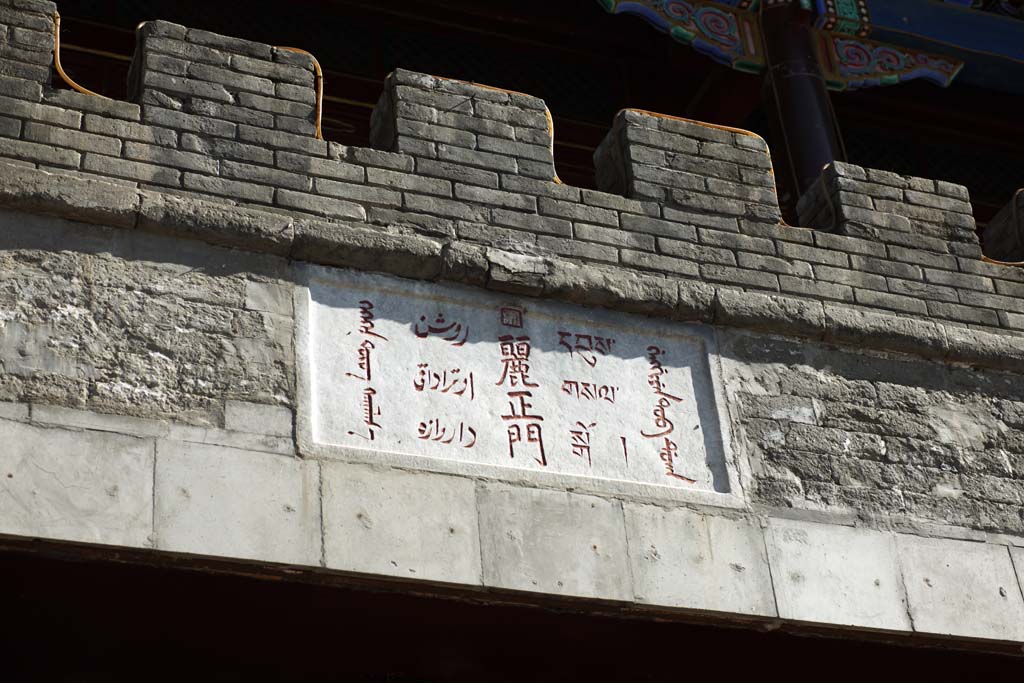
[596,0,766,73]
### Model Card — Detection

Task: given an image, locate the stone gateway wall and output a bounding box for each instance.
[4,0,1024,649]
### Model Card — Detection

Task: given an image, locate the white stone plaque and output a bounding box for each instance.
[300,268,735,497]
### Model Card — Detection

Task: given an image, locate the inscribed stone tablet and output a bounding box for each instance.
[302,268,731,494]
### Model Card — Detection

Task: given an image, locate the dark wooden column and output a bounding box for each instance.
[761,2,845,196]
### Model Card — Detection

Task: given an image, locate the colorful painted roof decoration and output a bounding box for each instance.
[598,0,1024,93]
[594,0,765,72]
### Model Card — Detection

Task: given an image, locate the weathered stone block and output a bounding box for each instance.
[823,304,947,359]
[542,259,680,317]
[0,419,154,547]
[477,484,631,600]
[154,440,320,565]
[0,163,141,228]
[163,423,293,456]
[291,219,443,279]
[139,190,286,248]
[898,535,1024,641]
[766,519,911,631]
[625,504,775,616]
[715,289,824,339]
[244,280,293,316]
[322,463,481,584]
[32,403,170,438]
[223,400,292,438]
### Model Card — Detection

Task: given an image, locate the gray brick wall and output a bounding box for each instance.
[0,33,1019,341]
[2,0,1017,332]
[797,161,978,252]
[370,68,556,180]
[130,20,317,138]
[725,328,1024,535]
[594,109,781,226]
[0,209,294,426]
[0,0,53,99]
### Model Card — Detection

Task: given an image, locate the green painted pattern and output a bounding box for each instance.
[833,0,861,20]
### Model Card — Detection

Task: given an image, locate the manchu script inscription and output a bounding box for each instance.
[305,270,729,492]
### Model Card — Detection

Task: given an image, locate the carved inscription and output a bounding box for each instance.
[497,323,546,466]
[346,300,386,441]
[642,345,695,483]
[558,330,616,367]
[417,419,477,448]
[414,364,475,400]
[307,269,729,493]
[561,380,618,404]
[415,313,469,346]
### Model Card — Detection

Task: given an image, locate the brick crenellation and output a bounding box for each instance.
[1,0,1023,340]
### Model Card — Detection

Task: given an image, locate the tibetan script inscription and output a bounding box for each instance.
[306,269,730,493]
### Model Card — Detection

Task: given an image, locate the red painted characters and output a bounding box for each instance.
[347,300,388,441]
[641,345,695,484]
[497,308,546,466]
[557,330,616,368]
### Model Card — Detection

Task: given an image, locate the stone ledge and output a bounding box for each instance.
[28,402,295,455]
[0,162,141,228]
[2,163,1024,375]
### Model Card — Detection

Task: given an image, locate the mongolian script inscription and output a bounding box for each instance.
[305,269,730,493]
